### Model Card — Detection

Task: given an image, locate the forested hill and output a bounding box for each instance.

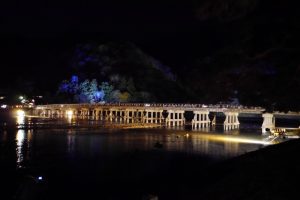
[60,42,189,103]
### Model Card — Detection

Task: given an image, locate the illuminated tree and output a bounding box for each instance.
[77,79,104,103]
[119,91,131,102]
[100,82,114,102]
[58,76,104,103]
[58,75,79,94]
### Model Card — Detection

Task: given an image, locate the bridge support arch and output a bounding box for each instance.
[144,110,163,124]
[223,112,240,130]
[166,110,185,127]
[192,111,210,129]
[262,113,275,133]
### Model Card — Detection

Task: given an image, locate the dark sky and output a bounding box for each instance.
[0,1,208,90]
[1,1,291,93]
[1,1,195,36]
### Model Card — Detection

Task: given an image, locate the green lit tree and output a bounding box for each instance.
[100,82,114,102]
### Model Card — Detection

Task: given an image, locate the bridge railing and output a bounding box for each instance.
[35,103,264,111]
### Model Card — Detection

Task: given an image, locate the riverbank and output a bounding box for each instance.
[177,138,300,200]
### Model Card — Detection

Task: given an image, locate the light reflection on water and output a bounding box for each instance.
[16,114,25,129]
[15,129,33,168]
[16,129,25,168]
[0,116,275,169]
[20,128,266,161]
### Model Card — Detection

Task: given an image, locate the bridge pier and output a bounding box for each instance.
[135,110,144,123]
[144,109,163,124]
[80,108,89,118]
[125,109,135,123]
[113,110,121,122]
[223,112,239,130]
[262,113,275,133]
[47,109,51,117]
[50,109,63,117]
[211,115,216,126]
[192,111,210,129]
[73,110,78,117]
[166,110,185,127]
[109,109,116,122]
[94,108,103,120]
[119,110,126,122]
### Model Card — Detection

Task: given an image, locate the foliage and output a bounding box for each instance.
[76,79,104,103]
[100,82,114,102]
[58,76,106,103]
[119,91,131,102]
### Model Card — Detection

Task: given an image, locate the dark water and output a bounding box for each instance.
[0,113,283,200]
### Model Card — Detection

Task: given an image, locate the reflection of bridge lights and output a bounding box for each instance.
[16,130,25,167]
[16,110,25,124]
[16,129,25,146]
[17,110,25,117]
[66,110,73,124]
[217,137,271,145]
[198,134,271,145]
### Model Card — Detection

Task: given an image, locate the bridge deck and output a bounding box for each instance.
[35,103,265,114]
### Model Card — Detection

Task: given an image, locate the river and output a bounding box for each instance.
[0,113,283,200]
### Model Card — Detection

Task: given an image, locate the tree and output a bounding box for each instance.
[119,91,131,102]
[77,79,104,103]
[100,82,114,102]
[58,75,80,103]
[58,76,104,103]
[58,75,79,94]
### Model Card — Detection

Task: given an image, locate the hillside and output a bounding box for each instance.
[65,42,189,103]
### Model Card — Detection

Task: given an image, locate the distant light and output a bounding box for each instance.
[66,110,73,116]
[19,96,24,100]
[17,110,25,117]
[0,96,5,99]
[1,104,7,109]
[38,176,43,181]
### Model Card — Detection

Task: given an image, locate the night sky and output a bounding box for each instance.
[1,1,299,109]
[0,1,217,86]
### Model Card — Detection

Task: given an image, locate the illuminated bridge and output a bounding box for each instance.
[34,103,273,131]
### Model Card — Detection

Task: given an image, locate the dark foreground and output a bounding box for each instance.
[1,137,300,200]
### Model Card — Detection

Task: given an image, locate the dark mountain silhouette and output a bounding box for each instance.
[67,42,188,102]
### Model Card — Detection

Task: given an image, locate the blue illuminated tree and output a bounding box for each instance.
[58,75,122,103]
[77,79,104,103]
[58,75,79,94]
